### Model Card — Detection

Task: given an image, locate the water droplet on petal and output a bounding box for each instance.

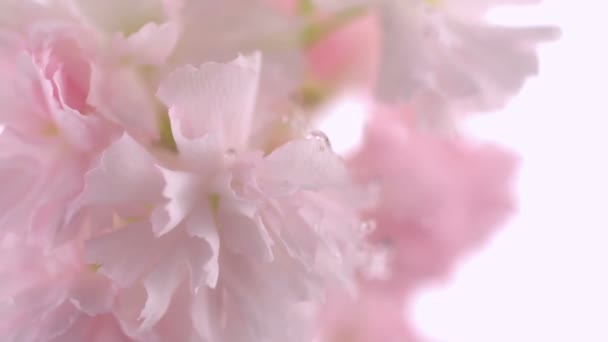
[306,130,331,151]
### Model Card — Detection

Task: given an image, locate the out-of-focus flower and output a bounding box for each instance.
[350,106,518,289]
[376,0,560,128]
[305,10,380,95]
[313,106,518,341]
[267,0,381,104]
[306,0,558,124]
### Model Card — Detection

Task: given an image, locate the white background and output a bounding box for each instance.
[323,1,608,341]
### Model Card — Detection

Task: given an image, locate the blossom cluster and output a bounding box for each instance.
[0,0,557,341]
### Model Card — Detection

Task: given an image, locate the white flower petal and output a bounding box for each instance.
[151,167,202,236]
[138,251,185,331]
[218,208,274,262]
[258,138,349,195]
[157,52,261,149]
[71,133,163,212]
[124,21,178,65]
[85,221,172,287]
[184,203,220,288]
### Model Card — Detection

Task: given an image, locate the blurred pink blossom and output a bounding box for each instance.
[306,11,381,91]
[316,106,518,341]
[351,105,518,289]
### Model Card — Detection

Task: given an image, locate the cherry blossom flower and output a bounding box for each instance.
[61,54,364,341]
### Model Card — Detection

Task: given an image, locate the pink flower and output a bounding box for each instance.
[60,54,364,341]
[350,107,518,289]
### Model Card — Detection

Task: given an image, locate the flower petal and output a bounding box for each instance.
[138,250,185,331]
[85,221,173,287]
[88,65,159,141]
[157,52,261,148]
[258,138,349,195]
[183,203,220,288]
[151,167,202,236]
[122,22,178,65]
[218,207,274,262]
[82,133,162,205]
[69,271,114,316]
